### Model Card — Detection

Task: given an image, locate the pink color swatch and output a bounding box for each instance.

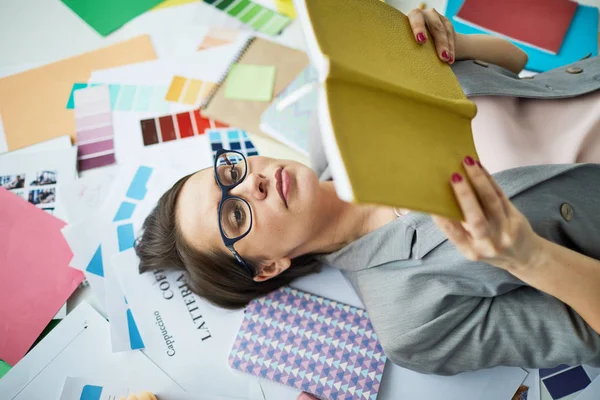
[75,86,116,171]
[0,189,84,366]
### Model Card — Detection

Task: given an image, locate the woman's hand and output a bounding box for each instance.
[407,7,463,64]
[297,392,319,400]
[431,156,544,273]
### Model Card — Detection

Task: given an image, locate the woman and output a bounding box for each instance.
[136,9,600,376]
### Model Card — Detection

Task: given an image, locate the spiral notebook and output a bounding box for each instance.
[201,37,309,136]
[228,287,387,400]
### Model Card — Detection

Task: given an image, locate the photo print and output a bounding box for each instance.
[0,174,25,190]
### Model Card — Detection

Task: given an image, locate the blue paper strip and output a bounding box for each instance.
[85,245,104,277]
[80,385,103,400]
[126,166,153,200]
[126,308,145,350]
[117,224,135,251]
[113,201,136,222]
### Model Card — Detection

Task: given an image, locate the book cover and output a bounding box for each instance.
[229,287,386,400]
[455,0,578,55]
[295,0,478,219]
[446,0,598,72]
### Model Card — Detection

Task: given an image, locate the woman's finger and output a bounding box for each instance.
[463,156,507,223]
[407,9,428,44]
[431,215,476,255]
[126,395,139,400]
[450,171,489,239]
[423,9,451,62]
[442,17,456,63]
[478,162,513,216]
[137,392,158,400]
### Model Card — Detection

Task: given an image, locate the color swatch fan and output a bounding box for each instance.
[229,287,386,400]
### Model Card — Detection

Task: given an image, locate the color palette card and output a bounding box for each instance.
[540,365,600,399]
[139,109,227,147]
[229,286,387,400]
[59,377,129,400]
[68,82,171,113]
[208,128,259,160]
[0,188,83,366]
[75,86,116,171]
[202,0,292,36]
[165,76,218,106]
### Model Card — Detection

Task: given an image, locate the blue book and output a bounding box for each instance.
[445,0,599,72]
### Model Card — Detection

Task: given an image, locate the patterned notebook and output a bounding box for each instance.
[259,65,318,156]
[228,287,387,400]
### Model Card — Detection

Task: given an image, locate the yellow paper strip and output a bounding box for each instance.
[182,79,203,105]
[198,81,217,104]
[274,0,296,18]
[165,76,187,102]
[152,0,198,10]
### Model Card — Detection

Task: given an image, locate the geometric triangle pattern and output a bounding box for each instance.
[228,286,386,400]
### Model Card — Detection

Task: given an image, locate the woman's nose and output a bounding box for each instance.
[230,173,267,200]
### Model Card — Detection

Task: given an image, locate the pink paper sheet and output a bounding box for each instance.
[0,189,84,366]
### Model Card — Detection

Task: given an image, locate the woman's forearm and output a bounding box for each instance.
[456,34,528,74]
[510,237,600,334]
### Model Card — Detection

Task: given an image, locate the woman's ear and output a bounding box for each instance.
[253,257,291,282]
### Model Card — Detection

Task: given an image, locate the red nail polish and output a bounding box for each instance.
[464,156,475,166]
[449,55,454,63]
[416,33,426,43]
[476,161,482,168]
[451,173,463,183]
[442,50,449,59]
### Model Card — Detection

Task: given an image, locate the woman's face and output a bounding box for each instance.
[176,156,324,279]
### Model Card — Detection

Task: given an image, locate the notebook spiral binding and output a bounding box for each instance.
[199,36,257,109]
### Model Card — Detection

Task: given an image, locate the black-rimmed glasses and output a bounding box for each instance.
[214,149,255,277]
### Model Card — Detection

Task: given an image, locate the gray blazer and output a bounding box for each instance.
[309,56,600,375]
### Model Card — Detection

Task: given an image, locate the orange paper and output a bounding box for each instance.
[0,36,157,151]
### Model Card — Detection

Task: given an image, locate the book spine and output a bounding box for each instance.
[199,36,256,109]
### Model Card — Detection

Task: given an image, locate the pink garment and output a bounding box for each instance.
[471,90,600,174]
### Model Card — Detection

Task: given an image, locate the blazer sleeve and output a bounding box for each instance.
[381,284,600,375]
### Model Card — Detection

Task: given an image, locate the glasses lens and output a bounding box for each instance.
[220,198,251,239]
[216,152,246,186]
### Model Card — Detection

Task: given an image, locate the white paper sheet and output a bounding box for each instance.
[59,377,129,400]
[575,376,600,400]
[0,146,77,216]
[55,170,116,224]
[524,368,541,400]
[0,302,188,400]
[112,249,264,400]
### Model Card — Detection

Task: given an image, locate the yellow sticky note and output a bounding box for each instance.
[274,0,296,18]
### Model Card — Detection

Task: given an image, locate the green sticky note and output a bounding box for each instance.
[224,64,276,102]
[0,359,11,379]
[61,0,166,36]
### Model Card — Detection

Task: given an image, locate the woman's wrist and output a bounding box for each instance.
[505,234,548,278]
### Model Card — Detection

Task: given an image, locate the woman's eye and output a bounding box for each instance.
[233,206,245,226]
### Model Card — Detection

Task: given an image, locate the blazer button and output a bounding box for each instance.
[560,203,574,221]
[473,60,489,67]
[566,67,583,74]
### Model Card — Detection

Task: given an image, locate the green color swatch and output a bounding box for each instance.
[0,360,11,379]
[61,0,166,36]
[228,0,250,16]
[224,64,276,102]
[239,3,262,23]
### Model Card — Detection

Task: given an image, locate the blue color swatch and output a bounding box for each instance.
[117,223,135,251]
[113,201,136,222]
[80,385,103,400]
[86,245,104,277]
[126,166,153,200]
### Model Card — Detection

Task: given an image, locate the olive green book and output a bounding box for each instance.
[295,0,479,219]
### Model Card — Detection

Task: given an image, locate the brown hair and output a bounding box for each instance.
[135,172,323,309]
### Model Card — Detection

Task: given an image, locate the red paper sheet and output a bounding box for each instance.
[0,189,83,366]
[455,0,578,54]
